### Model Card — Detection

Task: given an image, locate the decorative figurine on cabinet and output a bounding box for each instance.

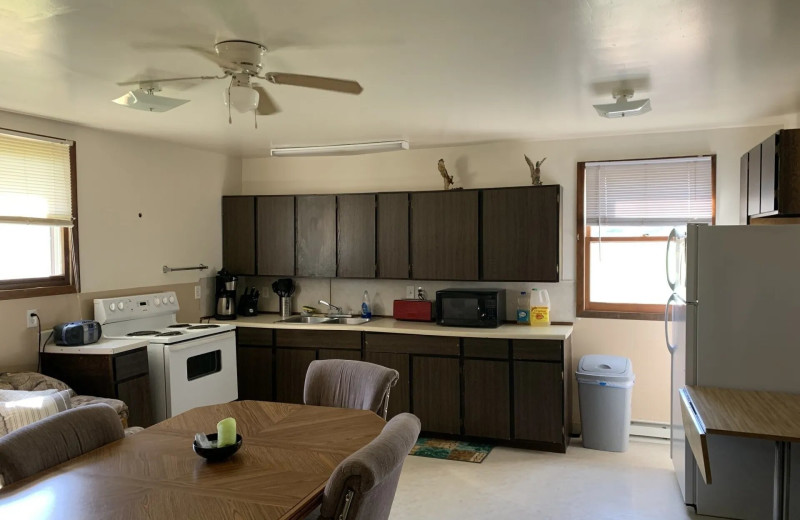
[525,155,546,186]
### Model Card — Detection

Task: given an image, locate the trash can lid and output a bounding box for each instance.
[576,355,634,383]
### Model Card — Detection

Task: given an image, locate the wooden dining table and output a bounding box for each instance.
[0,400,386,519]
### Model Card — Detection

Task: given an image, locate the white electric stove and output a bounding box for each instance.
[94,291,238,423]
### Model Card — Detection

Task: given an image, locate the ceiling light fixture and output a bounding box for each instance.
[112,85,189,112]
[225,85,259,113]
[270,140,410,157]
[593,89,651,118]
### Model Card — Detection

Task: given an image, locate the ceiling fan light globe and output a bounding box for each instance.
[225,86,259,113]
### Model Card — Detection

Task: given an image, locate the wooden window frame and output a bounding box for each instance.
[0,139,80,301]
[576,156,716,320]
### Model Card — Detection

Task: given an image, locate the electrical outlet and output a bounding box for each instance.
[26,309,38,328]
[194,285,201,300]
[405,285,415,299]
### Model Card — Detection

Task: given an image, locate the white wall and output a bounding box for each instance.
[0,110,241,371]
[242,124,787,425]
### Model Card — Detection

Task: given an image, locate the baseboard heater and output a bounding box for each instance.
[629,421,670,439]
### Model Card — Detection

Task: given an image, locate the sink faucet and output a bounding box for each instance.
[318,299,344,316]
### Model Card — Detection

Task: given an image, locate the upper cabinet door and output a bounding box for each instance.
[748,144,761,216]
[760,134,777,215]
[337,194,376,278]
[256,196,295,276]
[482,186,559,282]
[296,195,336,277]
[222,196,255,275]
[377,193,409,279]
[411,190,479,280]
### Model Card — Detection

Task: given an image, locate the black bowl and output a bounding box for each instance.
[193,433,243,461]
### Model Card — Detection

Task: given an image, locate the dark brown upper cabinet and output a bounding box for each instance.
[410,190,479,280]
[377,192,410,279]
[296,195,336,277]
[482,186,560,282]
[337,194,376,278]
[222,196,255,275]
[256,196,295,276]
[743,129,800,221]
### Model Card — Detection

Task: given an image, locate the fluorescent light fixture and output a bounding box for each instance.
[270,140,409,157]
[593,90,651,118]
[225,86,259,113]
[112,88,189,112]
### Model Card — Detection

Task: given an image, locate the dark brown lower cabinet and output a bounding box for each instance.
[463,360,510,439]
[412,356,460,435]
[513,361,563,445]
[364,351,410,419]
[319,349,361,361]
[236,345,274,401]
[116,376,153,428]
[275,348,317,404]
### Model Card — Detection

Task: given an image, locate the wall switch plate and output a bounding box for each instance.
[26,309,38,328]
[405,285,415,299]
[194,285,201,300]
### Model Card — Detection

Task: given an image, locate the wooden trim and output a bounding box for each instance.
[0,141,80,300]
[576,155,717,320]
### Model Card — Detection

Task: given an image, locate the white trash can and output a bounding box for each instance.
[576,355,635,452]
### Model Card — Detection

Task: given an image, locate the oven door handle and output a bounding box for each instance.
[163,331,235,352]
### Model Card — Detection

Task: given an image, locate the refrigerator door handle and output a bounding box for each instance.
[666,293,679,354]
[666,227,686,294]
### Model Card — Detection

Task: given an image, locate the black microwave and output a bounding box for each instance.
[435,289,506,328]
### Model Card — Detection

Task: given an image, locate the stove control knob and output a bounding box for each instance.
[154,298,161,306]
[109,302,116,311]
[168,296,175,304]
[118,301,125,310]
[162,297,168,305]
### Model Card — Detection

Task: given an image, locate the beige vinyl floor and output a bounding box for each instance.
[391,438,711,520]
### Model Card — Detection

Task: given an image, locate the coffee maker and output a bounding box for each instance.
[214,269,238,320]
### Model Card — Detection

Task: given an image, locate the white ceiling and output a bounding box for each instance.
[1,0,799,156]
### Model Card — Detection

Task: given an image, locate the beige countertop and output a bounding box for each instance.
[213,314,573,340]
[43,338,148,355]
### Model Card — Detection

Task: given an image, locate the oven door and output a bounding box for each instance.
[163,331,238,418]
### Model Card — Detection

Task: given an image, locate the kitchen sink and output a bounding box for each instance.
[278,316,370,325]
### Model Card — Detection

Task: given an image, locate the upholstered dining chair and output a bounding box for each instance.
[304,359,399,419]
[310,413,421,520]
[0,403,124,487]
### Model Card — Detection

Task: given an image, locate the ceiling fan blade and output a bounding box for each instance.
[264,72,363,95]
[181,45,242,71]
[252,85,280,115]
[117,75,221,87]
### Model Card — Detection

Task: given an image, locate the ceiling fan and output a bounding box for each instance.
[113,40,363,126]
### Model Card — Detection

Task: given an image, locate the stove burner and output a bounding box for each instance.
[155,331,183,337]
[187,324,220,330]
[168,324,192,329]
[126,330,159,337]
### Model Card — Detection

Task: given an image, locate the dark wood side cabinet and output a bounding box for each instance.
[410,190,479,280]
[412,356,461,435]
[376,192,409,279]
[40,348,153,427]
[222,196,255,274]
[463,338,511,440]
[337,194,376,278]
[256,196,295,276]
[296,195,336,277]
[482,186,560,281]
[743,129,800,221]
[236,328,274,401]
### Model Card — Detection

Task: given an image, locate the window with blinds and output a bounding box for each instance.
[0,129,78,299]
[577,156,715,319]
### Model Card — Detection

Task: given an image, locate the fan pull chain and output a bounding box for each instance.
[254,110,258,129]
[227,86,232,124]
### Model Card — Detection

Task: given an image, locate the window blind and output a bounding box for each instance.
[0,130,74,227]
[585,156,712,226]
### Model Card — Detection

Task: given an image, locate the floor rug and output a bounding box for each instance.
[409,437,494,463]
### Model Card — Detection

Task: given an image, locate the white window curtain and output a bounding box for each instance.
[585,156,713,226]
[0,129,74,227]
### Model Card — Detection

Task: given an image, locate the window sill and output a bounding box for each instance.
[0,284,77,301]
[577,309,664,321]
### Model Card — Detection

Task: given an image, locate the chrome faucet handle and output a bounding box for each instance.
[318,299,343,315]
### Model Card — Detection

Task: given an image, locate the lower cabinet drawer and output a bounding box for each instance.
[113,349,149,381]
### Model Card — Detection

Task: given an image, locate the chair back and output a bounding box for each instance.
[320,413,421,520]
[0,403,124,487]
[304,360,399,418]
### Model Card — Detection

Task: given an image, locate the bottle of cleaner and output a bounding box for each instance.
[361,290,372,319]
[530,288,550,326]
[516,291,531,324]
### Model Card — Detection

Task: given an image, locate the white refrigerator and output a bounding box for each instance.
[666,224,800,519]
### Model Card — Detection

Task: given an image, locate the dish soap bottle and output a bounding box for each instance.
[530,288,550,326]
[361,290,372,319]
[516,291,531,324]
